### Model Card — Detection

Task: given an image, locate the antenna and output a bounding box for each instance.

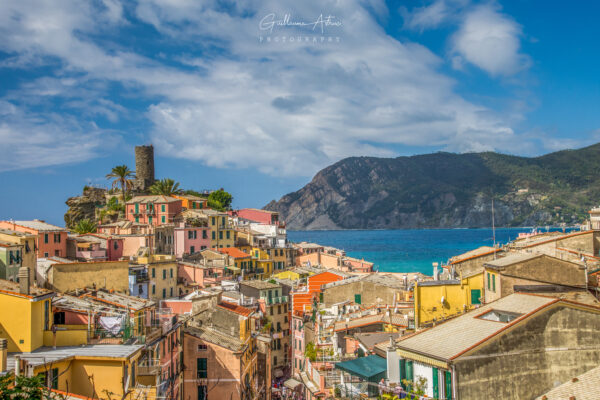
[492,197,496,259]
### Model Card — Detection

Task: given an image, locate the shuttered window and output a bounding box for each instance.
[432,367,439,399]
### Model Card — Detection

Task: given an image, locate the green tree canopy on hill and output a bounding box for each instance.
[208,189,233,211]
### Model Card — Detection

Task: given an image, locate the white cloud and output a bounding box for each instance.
[0,0,535,176]
[402,0,450,31]
[451,3,529,76]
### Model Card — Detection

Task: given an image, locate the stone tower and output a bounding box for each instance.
[135,145,155,191]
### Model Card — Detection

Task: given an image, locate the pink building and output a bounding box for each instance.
[0,220,68,258]
[126,195,182,226]
[97,220,152,235]
[178,262,227,291]
[292,311,307,376]
[67,234,124,261]
[234,208,281,226]
[174,225,210,259]
[120,234,152,258]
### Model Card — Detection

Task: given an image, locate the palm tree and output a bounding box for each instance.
[74,219,97,234]
[106,165,136,201]
[149,178,183,196]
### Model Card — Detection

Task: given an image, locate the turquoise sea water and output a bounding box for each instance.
[287,228,575,275]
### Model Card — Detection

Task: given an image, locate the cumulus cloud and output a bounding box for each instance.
[402,0,450,31]
[0,0,533,176]
[451,3,529,76]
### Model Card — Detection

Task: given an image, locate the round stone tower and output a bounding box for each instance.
[135,145,155,191]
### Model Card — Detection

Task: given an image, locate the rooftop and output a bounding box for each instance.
[0,239,21,248]
[127,195,181,204]
[240,280,281,290]
[218,301,254,317]
[6,345,143,372]
[449,246,499,264]
[80,289,155,311]
[535,365,600,400]
[185,326,244,352]
[396,293,560,360]
[483,252,542,269]
[0,279,54,300]
[219,247,252,259]
[417,279,461,287]
[10,220,66,231]
[355,332,402,350]
[0,228,35,237]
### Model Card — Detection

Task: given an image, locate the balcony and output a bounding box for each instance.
[138,360,161,376]
[265,296,288,305]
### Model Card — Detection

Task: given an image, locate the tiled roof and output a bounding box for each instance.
[0,228,35,237]
[185,326,244,352]
[0,279,54,300]
[240,280,280,290]
[355,332,402,350]
[449,246,499,264]
[535,365,600,400]
[483,252,542,269]
[219,247,252,259]
[218,301,254,317]
[11,220,66,231]
[396,293,558,360]
[80,289,154,310]
[127,195,181,204]
[333,313,408,332]
[0,240,21,248]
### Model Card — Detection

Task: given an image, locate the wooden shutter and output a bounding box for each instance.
[432,367,439,399]
[445,370,452,400]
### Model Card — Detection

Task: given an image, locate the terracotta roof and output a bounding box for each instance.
[240,280,281,290]
[219,247,252,259]
[218,301,254,317]
[9,220,66,231]
[449,246,499,264]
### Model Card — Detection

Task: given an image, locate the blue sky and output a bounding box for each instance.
[0,0,599,226]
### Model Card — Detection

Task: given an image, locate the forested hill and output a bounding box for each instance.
[264,143,600,230]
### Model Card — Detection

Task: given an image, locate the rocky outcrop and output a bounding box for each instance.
[265,144,600,230]
[64,187,107,229]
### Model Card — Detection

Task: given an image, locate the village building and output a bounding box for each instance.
[0,228,36,281]
[126,195,182,226]
[0,220,68,259]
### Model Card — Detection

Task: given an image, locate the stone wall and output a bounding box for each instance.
[47,261,129,293]
[322,280,403,307]
[455,305,600,399]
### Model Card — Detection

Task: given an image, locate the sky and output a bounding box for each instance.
[0,0,599,226]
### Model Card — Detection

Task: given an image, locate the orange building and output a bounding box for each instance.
[172,194,209,210]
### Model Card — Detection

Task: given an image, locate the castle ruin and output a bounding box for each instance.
[134,145,155,191]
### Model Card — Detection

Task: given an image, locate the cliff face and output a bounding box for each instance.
[265,144,600,230]
[64,187,107,229]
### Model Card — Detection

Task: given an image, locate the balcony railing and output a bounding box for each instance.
[265,296,288,305]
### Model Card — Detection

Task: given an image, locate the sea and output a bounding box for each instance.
[287,228,577,275]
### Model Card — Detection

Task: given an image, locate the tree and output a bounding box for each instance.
[73,219,97,234]
[208,189,233,211]
[305,341,317,362]
[0,374,56,399]
[106,165,135,201]
[149,178,183,196]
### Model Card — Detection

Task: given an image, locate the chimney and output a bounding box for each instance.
[18,267,30,296]
[0,339,7,373]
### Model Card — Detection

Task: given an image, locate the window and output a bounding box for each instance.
[198,344,208,351]
[161,216,166,223]
[44,234,49,244]
[170,268,173,278]
[219,231,223,240]
[478,309,522,323]
[190,246,195,254]
[135,216,139,223]
[226,231,230,239]
[162,288,166,298]
[54,233,61,243]
[152,268,156,278]
[197,358,207,378]
[44,252,49,257]
[276,322,281,332]
[55,250,60,257]
[135,203,139,213]
[152,285,156,294]
[492,274,496,292]
[471,289,481,305]
[51,368,59,390]
[113,241,119,250]
[54,311,65,325]
[212,231,215,240]
[354,294,362,305]
[278,305,281,314]
[162,204,166,212]
[270,307,273,316]
[25,241,31,253]
[44,300,50,330]
[163,270,167,279]
[202,230,208,239]
[274,356,277,366]
[192,202,196,209]
[211,217,216,226]
[221,217,225,226]
[198,385,207,400]
[148,216,153,225]
[170,287,173,297]
[487,273,491,290]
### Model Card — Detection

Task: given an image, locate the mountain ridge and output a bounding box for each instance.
[264,143,600,230]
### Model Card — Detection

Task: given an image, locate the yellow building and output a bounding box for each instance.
[206,211,235,248]
[0,273,54,352]
[252,248,274,278]
[269,247,287,271]
[46,260,130,294]
[413,271,484,328]
[135,254,178,300]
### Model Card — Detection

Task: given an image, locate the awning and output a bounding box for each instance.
[274,368,284,378]
[226,266,241,272]
[335,355,387,381]
[283,378,302,390]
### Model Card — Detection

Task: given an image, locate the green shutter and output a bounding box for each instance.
[354,294,361,304]
[492,275,496,292]
[432,367,439,399]
[399,359,406,388]
[407,360,413,382]
[445,370,452,400]
[470,289,481,305]
[135,203,139,213]
[487,273,490,289]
